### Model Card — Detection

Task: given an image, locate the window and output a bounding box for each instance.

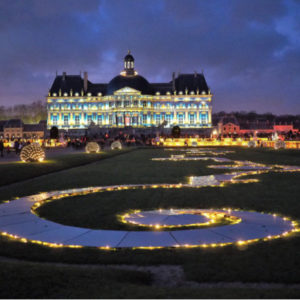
[133,101,138,107]
[167,103,170,108]
[143,114,147,123]
[75,116,80,125]
[201,114,207,124]
[87,115,92,125]
[131,62,134,68]
[178,115,183,124]
[109,115,113,125]
[234,127,236,131]
[125,101,130,107]
[165,115,171,124]
[143,101,147,108]
[179,102,183,108]
[156,115,160,125]
[190,114,195,124]
[156,103,160,108]
[98,116,102,125]
[53,116,57,125]
[224,127,226,131]
[64,115,69,125]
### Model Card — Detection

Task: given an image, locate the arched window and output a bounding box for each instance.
[127,62,130,69]
[131,62,134,68]
[124,62,126,69]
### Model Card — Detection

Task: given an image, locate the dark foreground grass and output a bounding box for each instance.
[0,148,300,286]
[1,261,300,299]
[0,148,134,187]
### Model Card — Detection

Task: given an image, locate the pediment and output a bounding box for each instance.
[113,87,141,95]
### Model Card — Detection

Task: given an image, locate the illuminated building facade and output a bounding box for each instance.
[46,52,213,130]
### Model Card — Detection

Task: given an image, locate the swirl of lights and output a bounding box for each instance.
[1,162,300,250]
[248,141,256,147]
[85,142,100,153]
[20,144,45,162]
[274,140,286,150]
[111,141,122,150]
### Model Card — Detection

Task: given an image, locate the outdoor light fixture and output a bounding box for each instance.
[111,141,122,150]
[248,141,256,147]
[20,144,45,162]
[85,142,100,153]
[274,140,286,150]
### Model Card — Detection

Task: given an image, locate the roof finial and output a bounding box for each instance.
[128,49,130,54]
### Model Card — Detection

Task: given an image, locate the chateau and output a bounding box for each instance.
[46,52,213,130]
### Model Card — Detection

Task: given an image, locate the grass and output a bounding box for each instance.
[1,261,300,299]
[1,146,300,296]
[0,148,135,187]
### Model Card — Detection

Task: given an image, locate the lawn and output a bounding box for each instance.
[0,147,135,187]
[1,147,300,297]
[1,261,299,299]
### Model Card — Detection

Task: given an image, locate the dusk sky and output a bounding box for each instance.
[0,0,299,114]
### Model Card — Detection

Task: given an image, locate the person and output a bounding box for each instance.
[14,140,20,155]
[7,144,10,156]
[0,139,3,157]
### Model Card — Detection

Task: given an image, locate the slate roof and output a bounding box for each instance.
[219,116,239,126]
[49,73,210,96]
[273,116,294,125]
[4,119,24,128]
[174,74,209,94]
[239,122,273,130]
[23,124,44,131]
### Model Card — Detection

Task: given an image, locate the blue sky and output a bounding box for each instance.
[0,0,299,114]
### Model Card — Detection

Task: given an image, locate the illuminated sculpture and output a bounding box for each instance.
[85,142,100,153]
[191,141,198,147]
[20,144,45,162]
[248,141,256,147]
[274,140,286,150]
[111,141,122,150]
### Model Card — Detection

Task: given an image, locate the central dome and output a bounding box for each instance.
[107,51,152,95]
[107,74,152,95]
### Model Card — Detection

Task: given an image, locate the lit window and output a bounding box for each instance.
[201,114,207,124]
[190,115,195,124]
[109,115,113,125]
[178,115,183,124]
[87,115,92,125]
[53,116,57,125]
[143,114,147,123]
[165,115,171,124]
[75,116,80,125]
[64,115,69,125]
[125,101,130,107]
[133,101,138,107]
[156,115,160,125]
[98,116,102,125]
[143,101,147,108]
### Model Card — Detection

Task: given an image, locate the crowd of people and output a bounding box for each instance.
[0,139,33,158]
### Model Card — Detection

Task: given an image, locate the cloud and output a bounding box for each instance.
[0,0,299,114]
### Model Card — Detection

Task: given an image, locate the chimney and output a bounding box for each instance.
[63,72,66,81]
[84,72,88,93]
[194,71,197,77]
[172,72,175,91]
